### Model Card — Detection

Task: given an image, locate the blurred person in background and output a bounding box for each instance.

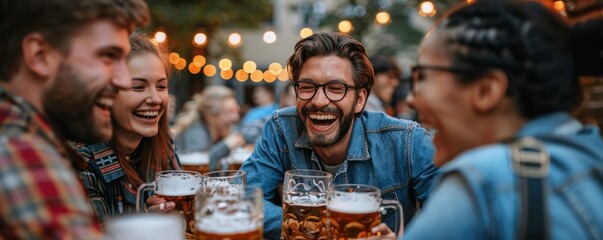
[241,84,278,125]
[241,82,297,145]
[403,1,603,239]
[240,32,439,239]
[75,33,180,224]
[365,55,400,116]
[173,85,246,171]
[0,0,148,238]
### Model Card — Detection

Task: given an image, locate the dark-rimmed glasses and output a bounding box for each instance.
[410,64,481,91]
[292,80,359,102]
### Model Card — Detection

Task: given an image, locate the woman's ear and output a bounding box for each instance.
[471,70,508,113]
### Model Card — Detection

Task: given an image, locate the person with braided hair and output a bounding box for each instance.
[401,0,603,239]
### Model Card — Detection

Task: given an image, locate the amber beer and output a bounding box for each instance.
[326,203,381,239]
[326,184,404,239]
[195,186,263,240]
[196,225,262,240]
[136,170,203,240]
[155,193,196,238]
[179,152,210,174]
[281,200,328,239]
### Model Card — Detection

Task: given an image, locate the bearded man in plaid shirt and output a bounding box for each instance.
[0,0,148,238]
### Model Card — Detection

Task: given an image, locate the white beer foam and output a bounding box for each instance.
[178,152,209,165]
[327,196,380,214]
[196,211,260,234]
[155,173,201,196]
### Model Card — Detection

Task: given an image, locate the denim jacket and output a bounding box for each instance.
[404,112,603,240]
[240,107,439,239]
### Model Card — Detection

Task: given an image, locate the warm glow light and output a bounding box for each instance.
[277,69,289,81]
[193,33,207,46]
[188,63,201,74]
[235,69,248,82]
[243,61,257,73]
[168,52,180,64]
[227,32,242,48]
[300,28,313,39]
[263,31,277,44]
[338,20,353,33]
[268,62,283,75]
[553,0,565,11]
[221,69,234,80]
[175,58,186,70]
[264,70,277,83]
[375,12,391,25]
[203,64,217,77]
[419,1,436,17]
[466,0,475,3]
[154,31,167,43]
[218,58,232,70]
[192,55,206,67]
[250,70,263,82]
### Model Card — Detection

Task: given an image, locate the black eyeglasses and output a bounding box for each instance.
[410,64,481,91]
[291,80,359,102]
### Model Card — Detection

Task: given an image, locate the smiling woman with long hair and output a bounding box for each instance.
[74,32,180,223]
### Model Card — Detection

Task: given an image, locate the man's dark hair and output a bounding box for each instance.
[0,0,149,81]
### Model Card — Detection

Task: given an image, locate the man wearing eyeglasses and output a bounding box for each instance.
[240,32,439,239]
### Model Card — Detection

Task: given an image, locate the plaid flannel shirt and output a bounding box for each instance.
[0,88,101,239]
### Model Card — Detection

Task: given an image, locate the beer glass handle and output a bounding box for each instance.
[136,182,156,212]
[381,200,404,237]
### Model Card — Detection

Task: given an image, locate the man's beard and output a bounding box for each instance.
[43,62,106,143]
[301,104,356,148]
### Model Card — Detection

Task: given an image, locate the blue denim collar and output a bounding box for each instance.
[294,114,371,162]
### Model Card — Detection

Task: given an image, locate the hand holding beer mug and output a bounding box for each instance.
[326,184,403,239]
[136,170,203,239]
[195,186,263,240]
[281,170,333,240]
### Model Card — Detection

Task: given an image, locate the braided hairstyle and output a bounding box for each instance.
[434,0,582,119]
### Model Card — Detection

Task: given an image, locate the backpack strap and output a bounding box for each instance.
[509,137,550,240]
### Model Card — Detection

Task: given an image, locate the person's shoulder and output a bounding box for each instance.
[73,142,114,163]
[361,110,421,131]
[443,144,511,180]
[0,132,66,167]
[272,106,298,119]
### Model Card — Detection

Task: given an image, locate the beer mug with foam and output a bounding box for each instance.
[195,186,264,240]
[202,170,246,194]
[281,170,333,240]
[326,184,404,239]
[179,152,210,174]
[136,170,203,239]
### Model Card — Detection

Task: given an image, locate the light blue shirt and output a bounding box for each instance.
[404,112,603,240]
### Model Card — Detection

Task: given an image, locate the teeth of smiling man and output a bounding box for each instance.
[136,111,159,117]
[96,97,114,108]
[308,114,336,120]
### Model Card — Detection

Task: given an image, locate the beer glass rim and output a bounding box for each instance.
[330,184,381,194]
[203,169,246,178]
[285,169,332,178]
[156,169,202,177]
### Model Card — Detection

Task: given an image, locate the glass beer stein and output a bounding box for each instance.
[195,186,264,240]
[281,170,333,240]
[136,170,203,239]
[326,184,404,239]
[202,170,246,194]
